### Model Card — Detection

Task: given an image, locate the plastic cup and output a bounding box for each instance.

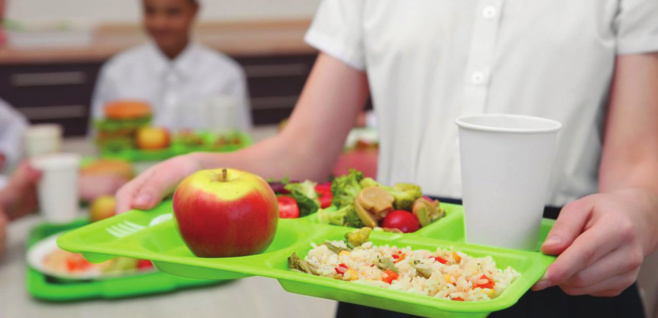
[24,124,63,158]
[455,114,561,251]
[31,153,80,224]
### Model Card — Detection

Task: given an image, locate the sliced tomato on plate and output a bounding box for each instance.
[277,196,300,218]
[315,183,333,208]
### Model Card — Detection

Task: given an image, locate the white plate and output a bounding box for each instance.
[26,232,103,280]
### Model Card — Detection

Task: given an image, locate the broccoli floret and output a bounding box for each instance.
[290,190,319,217]
[317,205,364,228]
[331,169,364,208]
[318,206,344,225]
[285,180,320,217]
[359,177,380,189]
[345,227,372,247]
[285,180,318,201]
[383,183,422,211]
[343,206,365,228]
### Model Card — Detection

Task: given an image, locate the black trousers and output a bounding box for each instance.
[335,202,646,318]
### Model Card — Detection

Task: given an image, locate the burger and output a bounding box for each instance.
[80,159,135,180]
[95,100,152,150]
[79,159,135,202]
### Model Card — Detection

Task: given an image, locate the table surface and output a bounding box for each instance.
[0,125,338,318]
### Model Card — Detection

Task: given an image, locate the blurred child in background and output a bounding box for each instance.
[90,0,252,133]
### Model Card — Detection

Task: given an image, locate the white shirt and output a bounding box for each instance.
[0,98,28,171]
[306,0,658,206]
[91,42,252,132]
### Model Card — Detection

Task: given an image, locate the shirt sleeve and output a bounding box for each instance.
[305,0,366,70]
[88,64,116,136]
[230,67,253,132]
[0,100,28,169]
[615,0,658,55]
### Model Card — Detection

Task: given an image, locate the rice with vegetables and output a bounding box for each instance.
[289,229,519,302]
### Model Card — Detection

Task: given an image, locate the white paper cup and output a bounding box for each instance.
[24,124,63,158]
[455,114,561,250]
[31,153,80,224]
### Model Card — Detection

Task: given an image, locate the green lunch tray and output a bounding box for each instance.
[100,131,252,162]
[27,219,221,301]
[58,201,556,317]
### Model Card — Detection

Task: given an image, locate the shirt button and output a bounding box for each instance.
[482,6,497,19]
[471,72,487,85]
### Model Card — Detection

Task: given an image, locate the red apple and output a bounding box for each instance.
[89,195,116,222]
[136,127,170,150]
[173,168,279,257]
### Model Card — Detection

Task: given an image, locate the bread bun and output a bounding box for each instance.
[81,159,135,180]
[104,100,152,120]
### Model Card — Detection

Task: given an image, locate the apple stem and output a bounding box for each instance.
[221,168,228,182]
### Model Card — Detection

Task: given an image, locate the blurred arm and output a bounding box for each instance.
[193,52,370,181]
[116,53,370,212]
[0,102,28,170]
[88,66,114,136]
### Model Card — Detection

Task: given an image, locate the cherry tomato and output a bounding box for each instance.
[137,259,154,270]
[315,183,333,208]
[277,196,300,218]
[381,210,420,233]
[315,183,332,195]
[318,195,332,209]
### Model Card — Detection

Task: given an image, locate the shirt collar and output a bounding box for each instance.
[147,42,198,80]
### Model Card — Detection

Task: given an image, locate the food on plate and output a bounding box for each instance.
[136,126,171,150]
[266,171,443,232]
[356,187,394,221]
[173,168,278,257]
[89,195,117,222]
[42,249,153,277]
[317,170,444,232]
[331,169,366,208]
[103,100,152,120]
[269,179,333,218]
[277,196,300,218]
[81,159,135,180]
[412,198,446,227]
[381,210,420,233]
[315,182,333,208]
[289,229,519,301]
[214,132,243,148]
[95,100,152,149]
[176,129,206,147]
[284,181,320,217]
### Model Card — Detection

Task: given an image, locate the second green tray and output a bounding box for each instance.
[101,131,252,162]
[27,219,222,301]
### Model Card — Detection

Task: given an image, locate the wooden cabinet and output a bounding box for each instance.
[0,53,317,136]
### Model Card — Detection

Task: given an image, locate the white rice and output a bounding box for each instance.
[304,241,519,301]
